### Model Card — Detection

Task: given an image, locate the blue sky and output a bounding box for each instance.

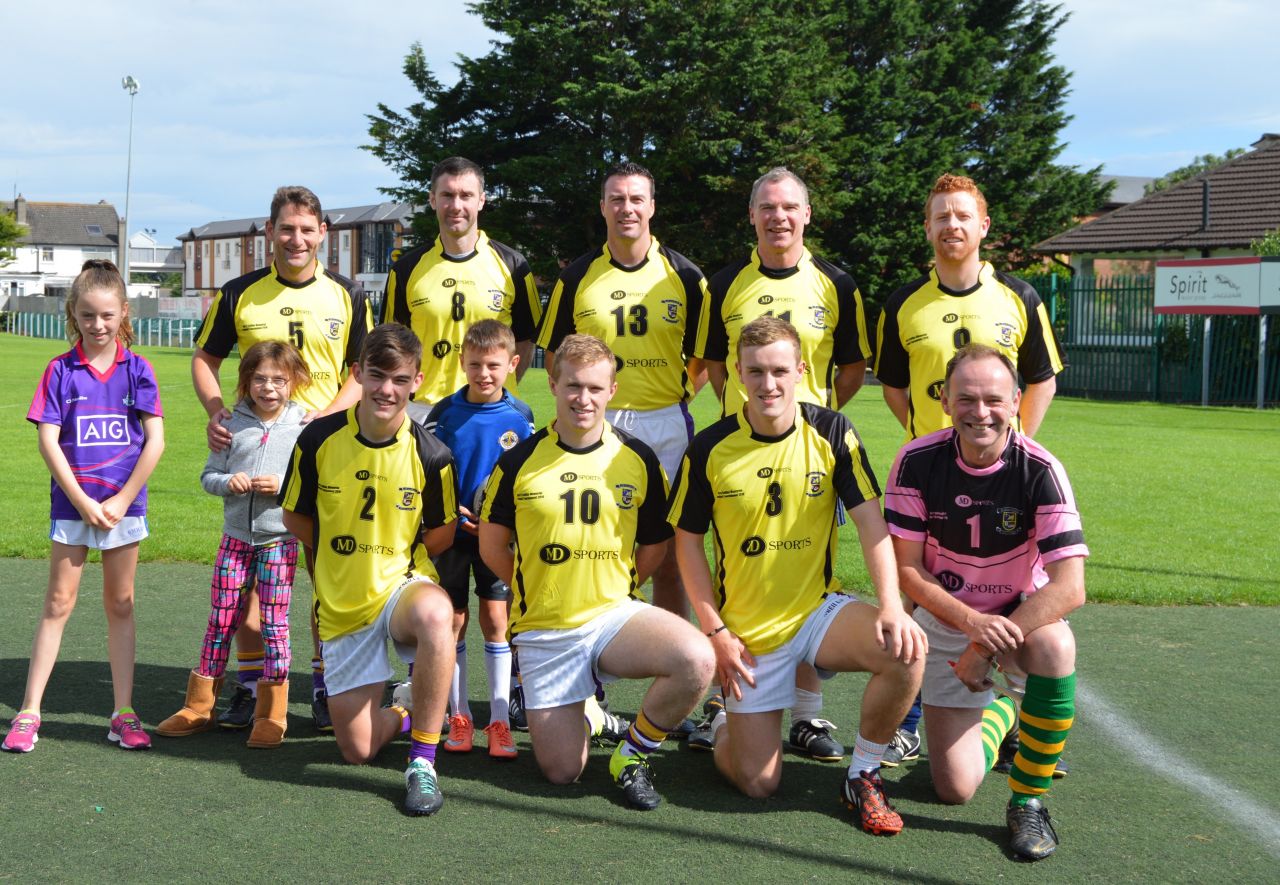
[3,1,1275,244]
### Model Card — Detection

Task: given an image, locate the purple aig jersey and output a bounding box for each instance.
[884,429,1087,614]
[27,342,164,520]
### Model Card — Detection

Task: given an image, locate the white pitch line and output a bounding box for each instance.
[1078,682,1280,859]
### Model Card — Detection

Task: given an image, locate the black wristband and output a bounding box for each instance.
[706,624,728,637]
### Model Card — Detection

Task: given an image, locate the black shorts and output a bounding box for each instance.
[432,535,511,610]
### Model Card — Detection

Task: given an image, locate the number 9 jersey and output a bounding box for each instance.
[194,265,371,413]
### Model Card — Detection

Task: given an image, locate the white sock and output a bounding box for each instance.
[849,732,890,778]
[485,641,512,724]
[791,688,823,725]
[709,709,727,739]
[450,640,471,719]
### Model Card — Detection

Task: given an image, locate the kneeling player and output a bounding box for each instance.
[669,317,924,834]
[884,344,1086,860]
[479,334,714,810]
[281,324,459,816]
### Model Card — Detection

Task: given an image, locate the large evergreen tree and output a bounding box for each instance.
[365,0,1106,308]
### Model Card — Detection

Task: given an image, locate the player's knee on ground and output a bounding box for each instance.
[336,733,381,766]
[670,635,717,695]
[932,773,981,806]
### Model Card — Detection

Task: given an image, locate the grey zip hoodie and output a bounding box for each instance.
[200,399,307,545]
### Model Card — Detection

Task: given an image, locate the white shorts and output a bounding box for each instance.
[607,402,694,484]
[726,592,856,715]
[513,598,649,710]
[322,574,432,697]
[915,607,1027,709]
[50,516,149,551]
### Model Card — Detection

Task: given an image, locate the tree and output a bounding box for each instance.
[0,211,27,267]
[366,0,1106,308]
[1145,148,1245,195]
[1252,229,1280,257]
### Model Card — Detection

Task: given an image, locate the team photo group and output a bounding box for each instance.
[5,156,1087,862]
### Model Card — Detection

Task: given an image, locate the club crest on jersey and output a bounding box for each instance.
[661,299,680,323]
[499,430,520,450]
[614,483,636,509]
[809,306,827,330]
[76,414,129,447]
[488,289,505,312]
[122,395,135,407]
[994,322,1016,346]
[805,471,825,497]
[325,318,343,339]
[995,507,1022,535]
[397,487,419,511]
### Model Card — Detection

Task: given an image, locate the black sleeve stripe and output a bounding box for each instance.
[540,252,595,352]
[1038,529,1086,553]
[885,510,927,533]
[812,256,865,365]
[702,258,750,361]
[870,275,928,384]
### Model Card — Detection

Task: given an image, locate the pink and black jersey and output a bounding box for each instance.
[883,429,1086,614]
[27,341,164,520]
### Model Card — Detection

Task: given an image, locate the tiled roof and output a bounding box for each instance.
[179,202,415,240]
[1,200,119,247]
[178,217,267,241]
[1038,135,1280,253]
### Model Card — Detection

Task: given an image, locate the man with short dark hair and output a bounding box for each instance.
[382,156,542,417]
[193,185,373,732]
[883,343,1086,860]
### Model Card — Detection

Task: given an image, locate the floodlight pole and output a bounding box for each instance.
[121,75,140,283]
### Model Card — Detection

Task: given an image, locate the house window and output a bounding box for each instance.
[41,247,54,261]
[85,224,103,237]
[341,232,350,250]
[216,243,222,257]
[202,242,209,257]
[186,243,193,258]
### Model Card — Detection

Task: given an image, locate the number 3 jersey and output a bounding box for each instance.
[667,403,880,655]
[537,239,707,411]
[280,410,457,641]
[883,429,1088,615]
[481,422,672,635]
[194,265,371,413]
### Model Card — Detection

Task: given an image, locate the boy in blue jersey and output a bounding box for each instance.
[424,320,535,759]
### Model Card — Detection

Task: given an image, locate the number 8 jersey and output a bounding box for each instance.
[481,422,672,635]
[194,265,371,413]
[667,404,880,655]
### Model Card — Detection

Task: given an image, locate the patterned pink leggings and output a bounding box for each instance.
[197,534,297,682]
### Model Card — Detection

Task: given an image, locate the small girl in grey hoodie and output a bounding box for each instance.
[157,341,310,748]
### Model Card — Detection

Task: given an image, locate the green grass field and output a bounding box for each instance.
[3,331,1279,881]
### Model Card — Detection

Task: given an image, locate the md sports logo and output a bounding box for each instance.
[757,295,775,305]
[936,570,965,593]
[76,414,129,447]
[355,470,370,480]
[757,467,773,478]
[432,340,453,359]
[331,535,357,556]
[741,536,766,557]
[610,290,628,301]
[540,543,571,564]
[560,472,577,483]
[279,307,295,316]
[442,278,457,287]
[927,380,944,400]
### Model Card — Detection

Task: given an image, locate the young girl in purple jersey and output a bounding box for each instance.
[156,341,309,748]
[3,260,165,753]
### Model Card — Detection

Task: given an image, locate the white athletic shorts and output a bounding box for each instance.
[322,573,435,697]
[50,516,149,551]
[726,592,856,715]
[513,598,648,710]
[915,607,1028,709]
[607,402,694,485]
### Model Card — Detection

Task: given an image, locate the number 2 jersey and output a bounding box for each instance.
[280,410,457,641]
[481,422,672,635]
[873,262,1063,439]
[537,238,706,410]
[194,264,371,413]
[883,429,1088,615]
[667,403,880,655]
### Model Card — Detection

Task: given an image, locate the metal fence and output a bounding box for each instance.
[1026,274,1278,406]
[4,313,202,349]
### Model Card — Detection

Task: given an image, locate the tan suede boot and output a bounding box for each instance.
[246,679,288,748]
[156,671,223,737]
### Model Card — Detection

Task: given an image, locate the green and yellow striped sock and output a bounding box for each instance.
[1008,672,1075,805]
[981,696,1018,771]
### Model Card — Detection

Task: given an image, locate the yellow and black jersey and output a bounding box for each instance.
[536,239,706,411]
[382,232,542,403]
[194,264,372,413]
[699,248,870,416]
[873,262,1065,439]
[481,422,672,635]
[668,403,880,655]
[280,409,457,642]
